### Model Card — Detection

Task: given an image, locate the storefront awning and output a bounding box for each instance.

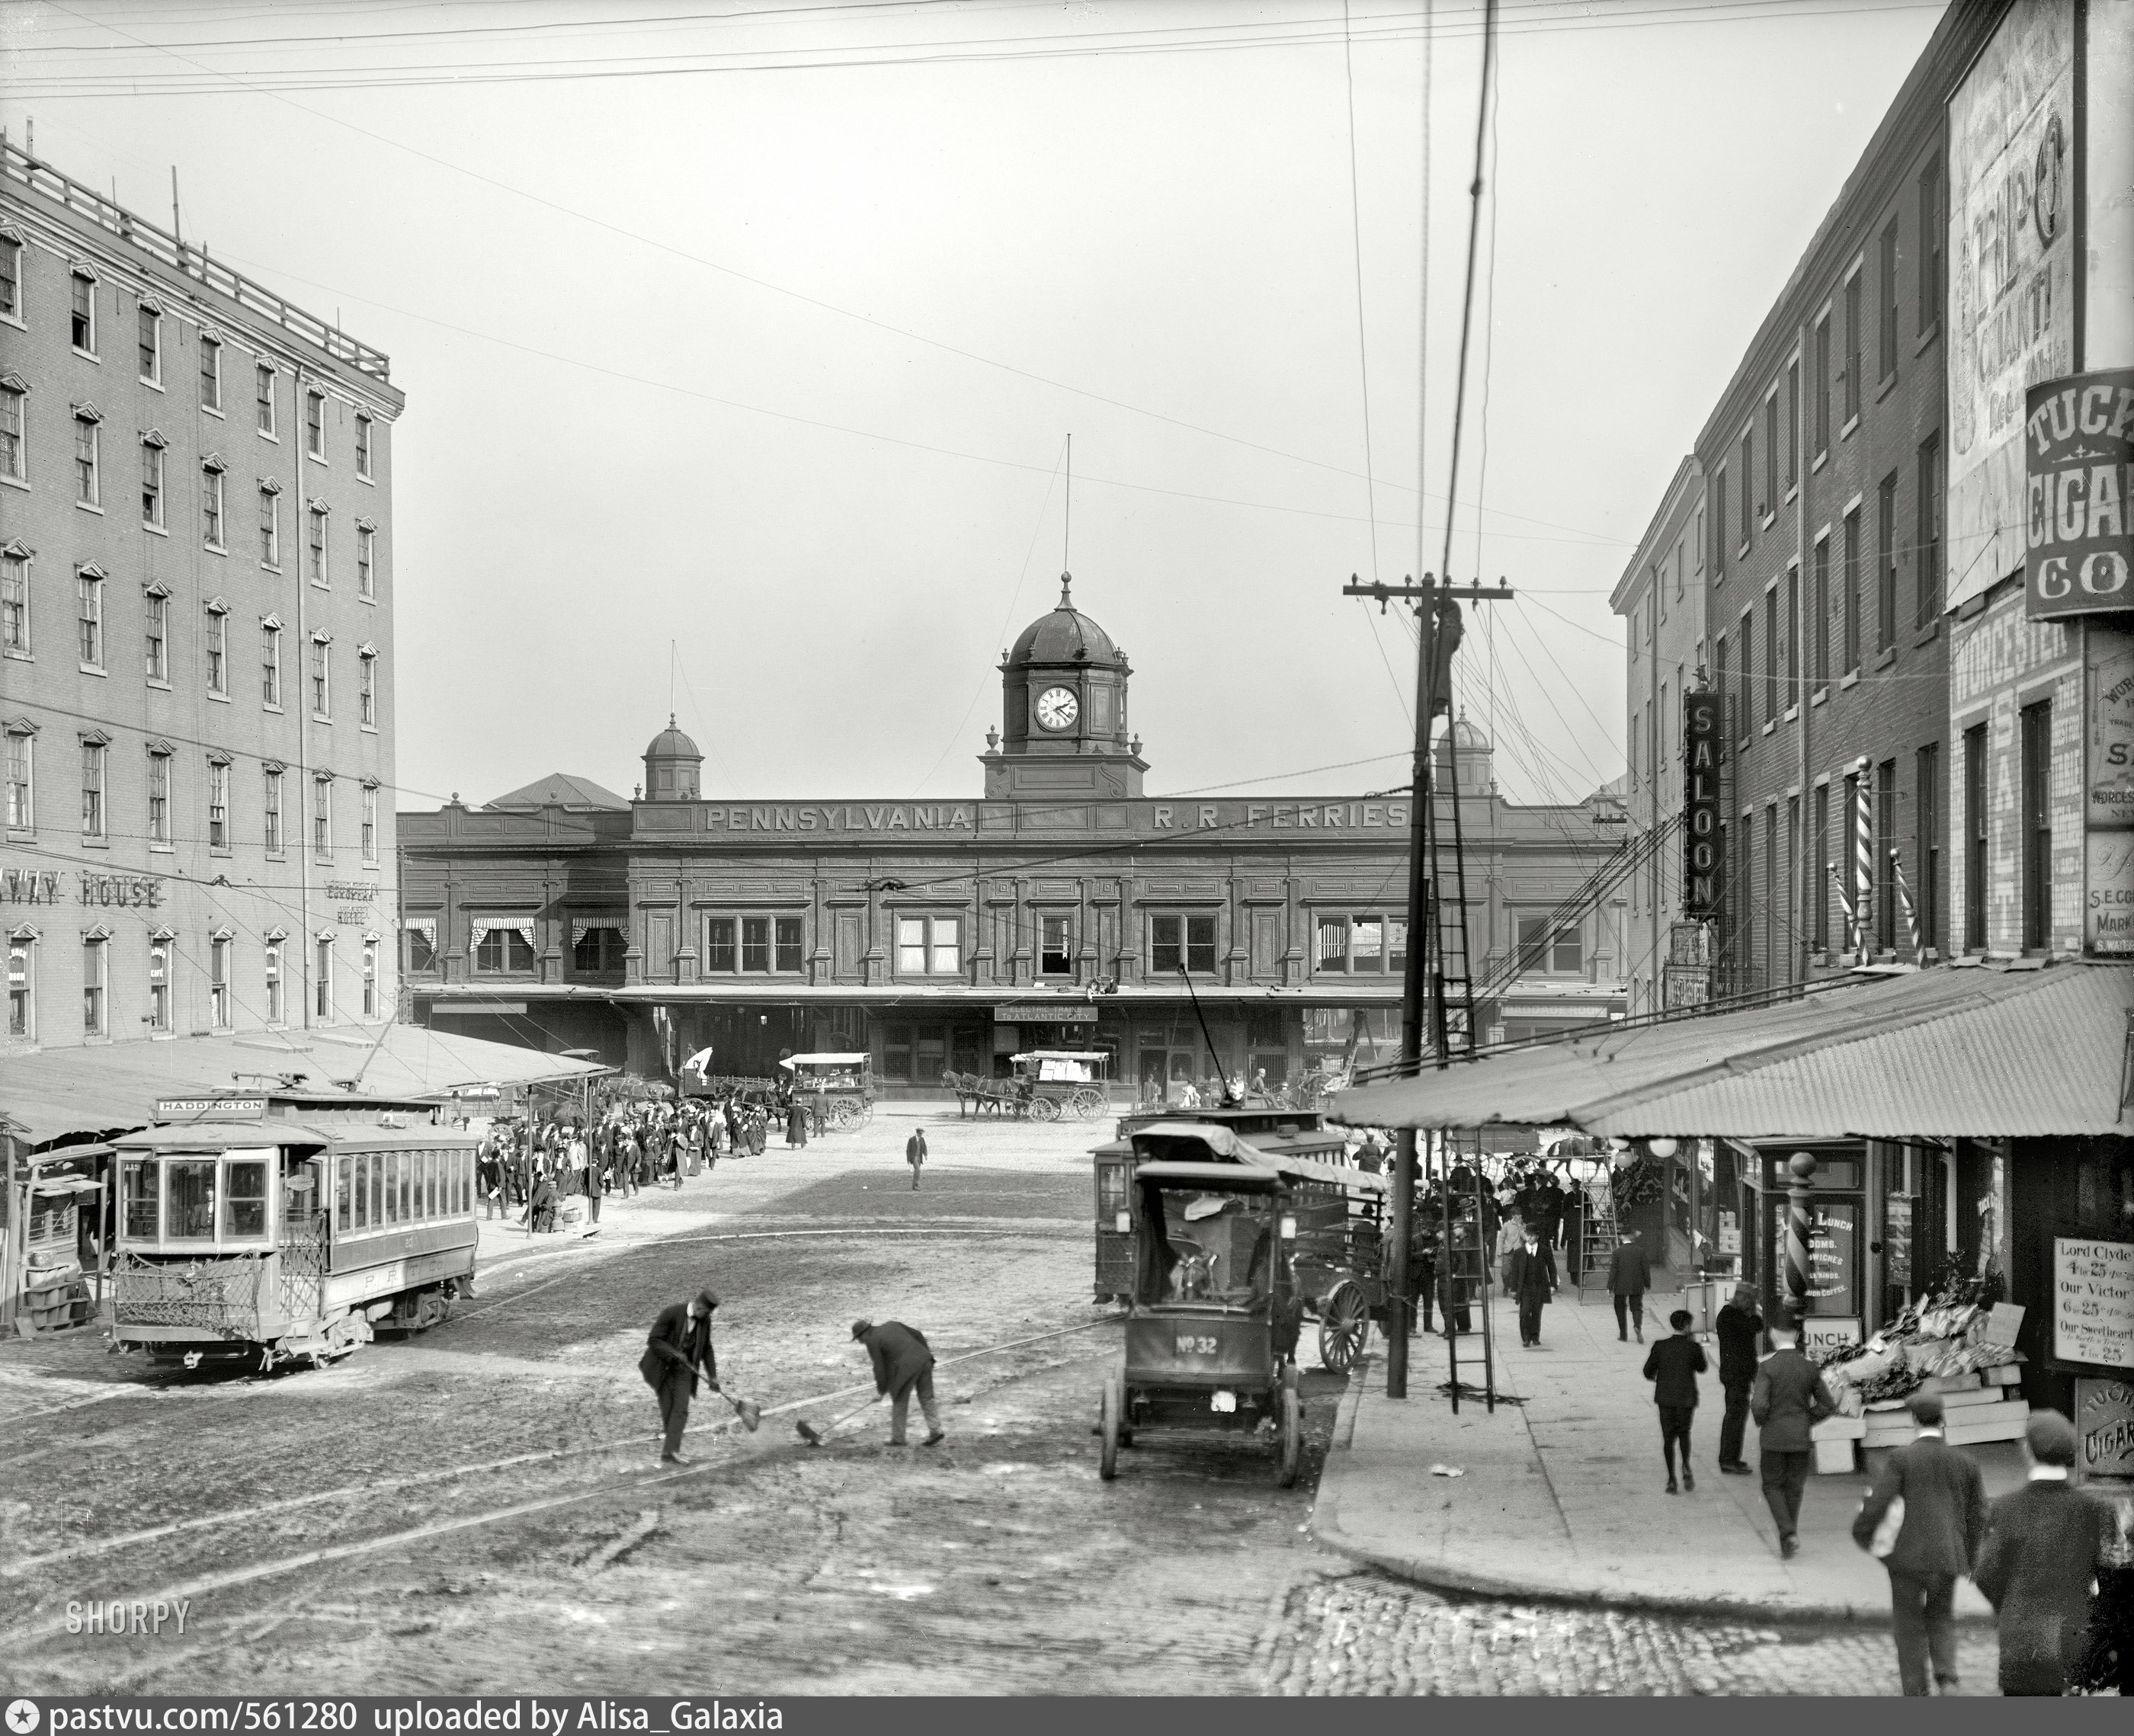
[1328,960,2134,1141]
[0,1024,609,1147]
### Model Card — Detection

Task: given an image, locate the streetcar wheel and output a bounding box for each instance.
[1277,1368,1303,1488]
[1318,1280,1370,1374]
[1030,1097,1062,1123]
[1099,1372,1121,1481]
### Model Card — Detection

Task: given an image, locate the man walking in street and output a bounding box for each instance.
[1750,1318,1836,1559]
[1503,1225,1557,1348]
[1715,1284,1762,1475]
[1851,1392,1990,1695]
[1607,1228,1652,1343]
[905,1126,928,1191]
[1975,1409,2120,1696]
[1643,1307,1708,1492]
[853,1318,944,1446]
[639,1289,720,1466]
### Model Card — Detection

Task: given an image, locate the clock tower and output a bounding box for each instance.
[982,574,1147,799]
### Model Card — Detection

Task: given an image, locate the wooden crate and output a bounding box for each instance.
[1813,1436,1860,1475]
[1943,1400,2030,1446]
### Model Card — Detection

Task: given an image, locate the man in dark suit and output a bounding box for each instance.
[1975,1409,2119,1696]
[1607,1230,1652,1343]
[1714,1285,1763,1474]
[1503,1228,1558,1348]
[639,1288,719,1465]
[1851,1392,1990,1695]
[854,1318,944,1446]
[1750,1318,1836,1558]
[1642,1307,1708,1492]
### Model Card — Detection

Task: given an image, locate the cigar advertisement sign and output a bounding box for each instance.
[2025,370,2134,619]
[2055,1235,2134,1371]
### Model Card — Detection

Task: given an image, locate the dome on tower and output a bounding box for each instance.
[641,714,703,802]
[1007,574,1121,668]
[644,716,700,761]
[1449,715,1490,752]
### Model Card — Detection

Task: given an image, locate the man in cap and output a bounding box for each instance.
[1503,1223,1558,1349]
[1975,1409,2120,1696]
[1749,1317,1837,1559]
[639,1289,721,1466]
[1714,1284,1764,1475]
[1851,1392,1990,1696]
[852,1318,944,1446]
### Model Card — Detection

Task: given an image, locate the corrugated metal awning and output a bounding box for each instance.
[1328,960,2134,1140]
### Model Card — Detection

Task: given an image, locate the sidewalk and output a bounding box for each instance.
[1312,1288,2024,1622]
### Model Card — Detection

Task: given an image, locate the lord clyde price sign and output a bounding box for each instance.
[1683,690,1722,918]
[2026,368,2134,620]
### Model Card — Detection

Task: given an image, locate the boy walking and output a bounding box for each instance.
[905,1127,928,1190]
[1642,1307,1708,1492]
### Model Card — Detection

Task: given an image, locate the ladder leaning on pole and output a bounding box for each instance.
[1577,1174,1620,1298]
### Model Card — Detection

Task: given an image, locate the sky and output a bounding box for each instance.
[0,0,1948,812]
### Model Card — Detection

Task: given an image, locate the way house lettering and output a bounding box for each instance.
[2,870,165,908]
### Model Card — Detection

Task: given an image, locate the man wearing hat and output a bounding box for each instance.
[1713,1284,1764,1475]
[639,1289,721,1466]
[852,1318,944,1446]
[1851,1392,1990,1696]
[1975,1409,2120,1696]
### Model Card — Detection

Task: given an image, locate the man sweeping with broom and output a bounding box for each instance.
[640,1288,761,1465]
[796,1318,944,1448]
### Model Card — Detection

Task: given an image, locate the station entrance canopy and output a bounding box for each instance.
[1328,961,2134,1141]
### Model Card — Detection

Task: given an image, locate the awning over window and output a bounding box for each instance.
[1328,961,2134,1141]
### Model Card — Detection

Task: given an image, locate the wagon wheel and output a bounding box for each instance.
[1030,1096,1062,1123]
[1317,1280,1370,1374]
[831,1101,862,1132]
[1069,1087,1104,1120]
[1276,1364,1303,1488]
[1098,1369,1122,1481]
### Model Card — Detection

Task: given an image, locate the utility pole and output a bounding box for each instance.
[1343,573,1510,1399]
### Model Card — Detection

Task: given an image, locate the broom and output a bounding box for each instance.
[794,1393,880,1446]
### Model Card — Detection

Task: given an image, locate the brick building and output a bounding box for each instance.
[2,141,403,1058]
[400,582,1634,1096]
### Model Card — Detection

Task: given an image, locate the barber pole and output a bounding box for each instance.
[1854,758,1873,962]
[1891,849,1922,959]
[1828,861,1856,956]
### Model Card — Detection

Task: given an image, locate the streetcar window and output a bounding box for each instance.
[369,1153,383,1227]
[460,1151,471,1214]
[224,1161,268,1240]
[336,1158,352,1231]
[121,1160,160,1241]
[383,1155,399,1225]
[425,1150,438,1218]
[167,1160,217,1240]
[399,1154,413,1224]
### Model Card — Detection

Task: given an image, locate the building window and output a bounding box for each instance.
[316,937,333,1020]
[311,638,330,716]
[361,939,378,1018]
[263,767,283,853]
[1315,914,1406,974]
[70,273,95,353]
[1963,723,1987,950]
[1149,912,1216,974]
[1813,783,1830,949]
[306,504,327,585]
[1916,742,1940,954]
[1878,219,1898,383]
[1,549,25,653]
[1877,472,1898,652]
[1712,467,1727,579]
[1736,613,1752,745]
[1916,435,1941,626]
[258,485,279,567]
[1738,429,1753,546]
[1876,759,1897,951]
[1842,505,1862,673]
[305,389,325,459]
[140,438,163,527]
[312,774,332,854]
[7,933,31,1038]
[1784,565,1799,709]
[148,937,172,1032]
[473,924,534,974]
[360,783,377,863]
[264,941,284,1023]
[147,750,171,844]
[1785,358,1799,490]
[74,413,98,505]
[2021,700,2052,950]
[894,914,960,976]
[80,738,105,836]
[0,234,18,320]
[0,383,21,482]
[356,524,374,597]
[205,607,227,696]
[1812,537,1831,686]
[201,464,225,547]
[255,363,275,436]
[139,590,166,683]
[1918,156,1943,332]
[354,413,372,479]
[1763,587,1779,724]
[77,572,102,667]
[357,650,376,725]
[138,304,161,383]
[208,758,229,849]
[82,937,107,1036]
[1843,269,1862,424]
[1813,313,1831,458]
[5,729,30,830]
[572,924,624,974]
[200,335,221,412]
[210,937,232,1028]
[1039,914,1072,975]
[1514,914,1583,976]
[1763,394,1777,516]
[261,623,281,706]
[1713,630,1729,750]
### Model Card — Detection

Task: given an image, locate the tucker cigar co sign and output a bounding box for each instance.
[3,867,165,908]
[2025,368,2134,620]
[1682,690,1722,918]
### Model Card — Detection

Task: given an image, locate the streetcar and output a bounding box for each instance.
[110,1092,480,1371]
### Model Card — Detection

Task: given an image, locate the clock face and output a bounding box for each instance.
[1035,686,1079,732]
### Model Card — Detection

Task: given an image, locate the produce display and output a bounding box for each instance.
[1803,1276,2022,1421]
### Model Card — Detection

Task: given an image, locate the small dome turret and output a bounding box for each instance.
[641,713,703,801]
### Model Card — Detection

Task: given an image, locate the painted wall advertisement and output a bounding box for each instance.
[2075,1378,2134,1479]
[2027,370,2134,619]
[1807,1200,1859,1318]
[2054,1236,2134,1370]
[2087,833,2134,954]
[1949,0,2075,612]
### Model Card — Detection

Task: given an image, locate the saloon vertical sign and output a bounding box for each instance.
[1683,690,1722,918]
